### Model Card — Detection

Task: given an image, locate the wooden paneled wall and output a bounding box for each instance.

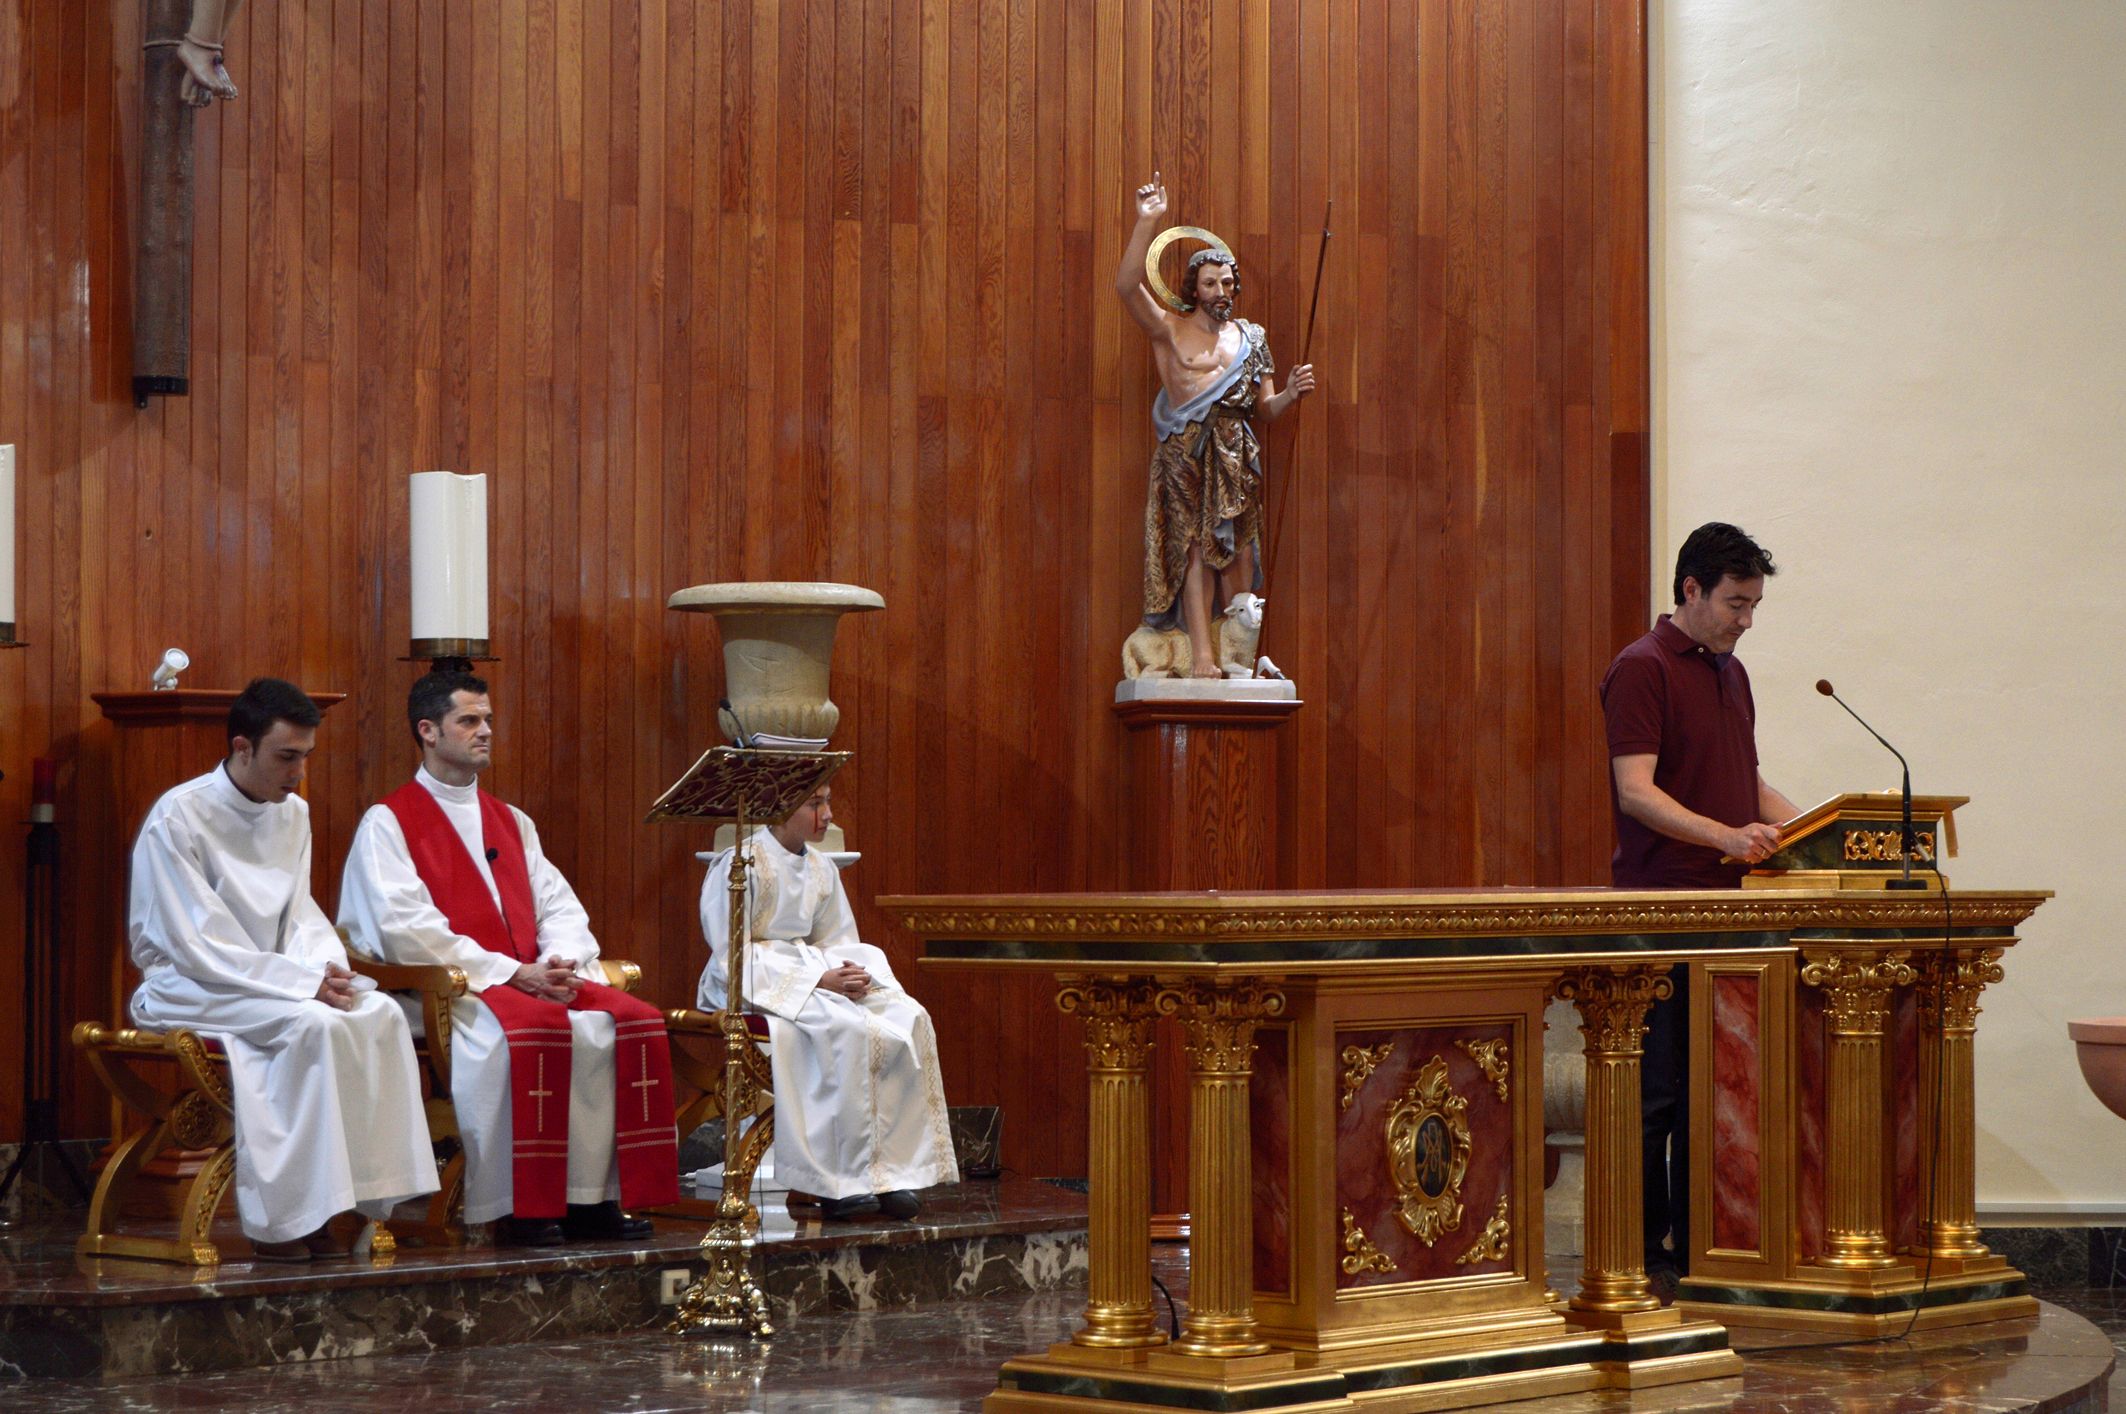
[0,0,1649,1175]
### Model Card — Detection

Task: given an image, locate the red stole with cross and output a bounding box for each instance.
[382,781,678,1218]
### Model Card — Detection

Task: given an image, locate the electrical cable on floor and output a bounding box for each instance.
[1150,1271,1181,1339]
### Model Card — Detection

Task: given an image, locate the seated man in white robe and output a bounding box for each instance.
[339,672,679,1246]
[128,678,438,1261]
[699,783,958,1221]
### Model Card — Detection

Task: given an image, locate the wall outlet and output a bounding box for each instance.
[659,1267,692,1305]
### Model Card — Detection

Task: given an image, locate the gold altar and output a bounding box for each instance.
[883,882,2049,1413]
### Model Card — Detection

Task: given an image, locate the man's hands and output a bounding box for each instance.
[818,962,874,1002]
[512,954,583,1003]
[1726,821,1783,865]
[1133,171,1168,223]
[314,962,359,1011]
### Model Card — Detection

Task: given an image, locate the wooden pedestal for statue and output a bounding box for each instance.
[77,689,343,1255]
[1116,695,1299,1237]
[887,875,2048,1413]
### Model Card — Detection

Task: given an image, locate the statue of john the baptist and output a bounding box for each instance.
[1115,172,1315,680]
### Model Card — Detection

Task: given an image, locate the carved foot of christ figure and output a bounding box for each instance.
[176,36,237,106]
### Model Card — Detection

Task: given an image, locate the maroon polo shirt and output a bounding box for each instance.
[1601,614,1760,889]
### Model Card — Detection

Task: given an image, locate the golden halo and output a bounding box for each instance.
[1146,226,1235,313]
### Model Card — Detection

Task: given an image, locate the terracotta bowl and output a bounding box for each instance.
[2068,1017,2126,1123]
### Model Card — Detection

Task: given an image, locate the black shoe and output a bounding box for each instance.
[1645,1264,1681,1307]
[819,1193,875,1221]
[877,1189,920,1221]
[562,1200,653,1241]
[498,1216,566,1247]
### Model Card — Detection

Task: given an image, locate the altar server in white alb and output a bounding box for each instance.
[128,678,439,1261]
[338,672,679,1247]
[699,783,958,1220]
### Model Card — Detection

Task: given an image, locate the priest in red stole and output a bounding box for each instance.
[339,672,678,1245]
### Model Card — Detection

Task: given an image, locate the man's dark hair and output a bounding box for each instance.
[1672,522,1777,604]
[408,670,489,745]
[226,678,321,749]
[1178,247,1241,312]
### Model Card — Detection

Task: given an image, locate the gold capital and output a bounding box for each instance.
[1057,976,1161,1070]
[1799,950,1915,1034]
[1555,965,1674,1057]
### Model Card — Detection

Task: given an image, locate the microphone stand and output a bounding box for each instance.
[1819,685,1927,890]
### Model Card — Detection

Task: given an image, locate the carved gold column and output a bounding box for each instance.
[1057,977,1166,1348]
[1155,979,1285,1358]
[1913,948,2004,1261]
[1800,949,1915,1269]
[1555,965,1672,1315]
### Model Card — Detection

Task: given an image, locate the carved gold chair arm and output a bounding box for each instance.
[601,958,643,993]
[73,1020,180,1058]
[664,1006,720,1033]
[347,957,471,997]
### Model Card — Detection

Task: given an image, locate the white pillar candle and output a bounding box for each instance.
[1,443,15,631]
[408,470,489,646]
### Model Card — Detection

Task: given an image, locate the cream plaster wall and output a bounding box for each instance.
[1653,1,2126,1212]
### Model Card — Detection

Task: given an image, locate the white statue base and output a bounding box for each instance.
[1113,676,1299,704]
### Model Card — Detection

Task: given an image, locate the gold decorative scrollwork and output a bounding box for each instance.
[1056,977,1160,1071]
[171,1030,234,1110]
[1800,950,1916,1034]
[1386,1056,1472,1245]
[1339,1208,1396,1276]
[1455,1038,1510,1102]
[1454,1194,1511,1267]
[168,1089,229,1150]
[1339,1043,1395,1111]
[885,892,2045,945]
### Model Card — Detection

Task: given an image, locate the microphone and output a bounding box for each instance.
[718,697,756,749]
[1816,679,1926,889]
[485,847,499,863]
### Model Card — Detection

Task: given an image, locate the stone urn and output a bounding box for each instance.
[2069,1017,2126,1123]
[668,581,884,744]
[668,581,882,865]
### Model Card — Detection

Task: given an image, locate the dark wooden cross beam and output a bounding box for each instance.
[134,0,198,407]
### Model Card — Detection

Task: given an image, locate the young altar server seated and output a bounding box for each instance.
[128,678,439,1261]
[338,672,679,1246]
[698,783,958,1220]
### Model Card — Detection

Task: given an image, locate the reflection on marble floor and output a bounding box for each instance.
[3,1242,2116,1412]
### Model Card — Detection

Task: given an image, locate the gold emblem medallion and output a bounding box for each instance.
[1386,1055,1472,1245]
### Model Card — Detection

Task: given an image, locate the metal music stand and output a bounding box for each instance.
[653,747,849,1339]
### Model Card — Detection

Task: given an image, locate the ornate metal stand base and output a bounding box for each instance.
[670,1206,774,1339]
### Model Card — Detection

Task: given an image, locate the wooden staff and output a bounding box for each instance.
[1258,199,1332,646]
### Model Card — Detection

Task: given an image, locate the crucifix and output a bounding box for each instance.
[135,0,244,407]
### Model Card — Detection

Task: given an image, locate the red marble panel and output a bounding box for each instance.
[1334,1024,1516,1289]
[1890,988,1922,1252]
[1252,1024,1292,1295]
[1710,974,1763,1251]
[1797,985,1827,1261]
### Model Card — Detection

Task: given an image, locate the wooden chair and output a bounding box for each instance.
[345,951,644,1245]
[655,1006,774,1220]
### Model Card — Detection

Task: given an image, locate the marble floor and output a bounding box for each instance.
[5,1244,2117,1412]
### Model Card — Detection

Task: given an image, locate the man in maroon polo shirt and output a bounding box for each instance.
[1602,521,1800,1297]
